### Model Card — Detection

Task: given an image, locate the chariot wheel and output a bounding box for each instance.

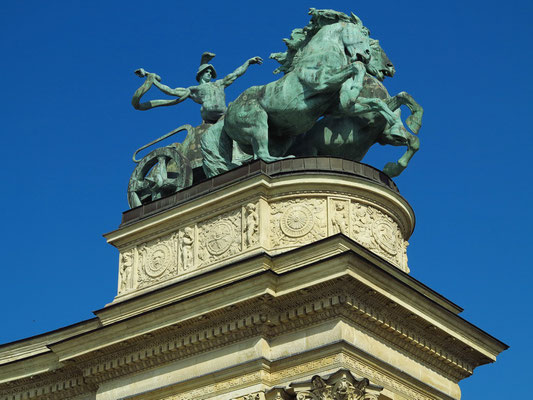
[128,146,192,208]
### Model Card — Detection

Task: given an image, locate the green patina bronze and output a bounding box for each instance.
[200,9,373,176]
[288,39,423,178]
[132,52,263,123]
[128,53,262,207]
[127,8,423,208]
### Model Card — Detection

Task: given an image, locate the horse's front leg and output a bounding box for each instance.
[345,97,405,138]
[307,61,367,92]
[338,62,367,110]
[228,102,293,163]
[343,92,421,178]
[385,92,423,134]
[381,131,420,178]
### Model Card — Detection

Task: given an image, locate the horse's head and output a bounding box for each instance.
[339,13,372,64]
[366,39,395,81]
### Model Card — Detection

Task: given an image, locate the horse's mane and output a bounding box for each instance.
[270,8,364,75]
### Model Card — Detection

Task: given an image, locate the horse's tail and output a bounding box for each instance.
[201,119,238,178]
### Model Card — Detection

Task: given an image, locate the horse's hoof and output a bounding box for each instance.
[383,162,405,178]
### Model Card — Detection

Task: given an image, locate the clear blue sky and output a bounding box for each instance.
[1,0,531,397]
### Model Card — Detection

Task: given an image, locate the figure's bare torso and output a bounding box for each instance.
[190,82,227,123]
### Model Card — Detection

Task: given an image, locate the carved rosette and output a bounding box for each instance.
[137,233,178,288]
[351,202,408,272]
[271,198,327,248]
[198,210,242,265]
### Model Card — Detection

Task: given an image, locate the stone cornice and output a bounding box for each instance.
[0,237,507,400]
[0,319,99,367]
[96,236,462,327]
[0,365,96,400]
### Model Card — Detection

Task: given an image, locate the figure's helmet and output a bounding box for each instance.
[196,51,218,82]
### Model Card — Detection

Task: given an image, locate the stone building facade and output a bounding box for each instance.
[0,159,507,400]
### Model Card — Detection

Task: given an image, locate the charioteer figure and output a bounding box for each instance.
[132,52,263,124]
[128,52,263,208]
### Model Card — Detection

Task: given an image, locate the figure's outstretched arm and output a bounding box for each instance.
[132,69,190,110]
[221,56,263,88]
[152,80,189,98]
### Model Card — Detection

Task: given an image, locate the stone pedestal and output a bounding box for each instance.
[111,158,413,303]
[0,159,507,400]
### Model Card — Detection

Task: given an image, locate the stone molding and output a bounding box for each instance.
[156,354,444,400]
[77,279,475,383]
[0,271,485,400]
[0,372,96,400]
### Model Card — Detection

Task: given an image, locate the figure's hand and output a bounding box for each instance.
[135,68,147,78]
[135,68,161,82]
[249,56,263,65]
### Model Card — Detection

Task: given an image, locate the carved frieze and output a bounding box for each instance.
[271,198,327,248]
[116,192,411,297]
[351,202,408,272]
[198,209,242,265]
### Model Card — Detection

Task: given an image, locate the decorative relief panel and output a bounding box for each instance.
[271,198,327,248]
[243,202,259,249]
[329,198,350,236]
[198,209,242,265]
[118,249,135,294]
[178,226,196,273]
[351,202,409,272]
[116,190,411,296]
[137,233,178,288]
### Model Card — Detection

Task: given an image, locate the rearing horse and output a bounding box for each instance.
[288,39,423,177]
[201,9,373,177]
